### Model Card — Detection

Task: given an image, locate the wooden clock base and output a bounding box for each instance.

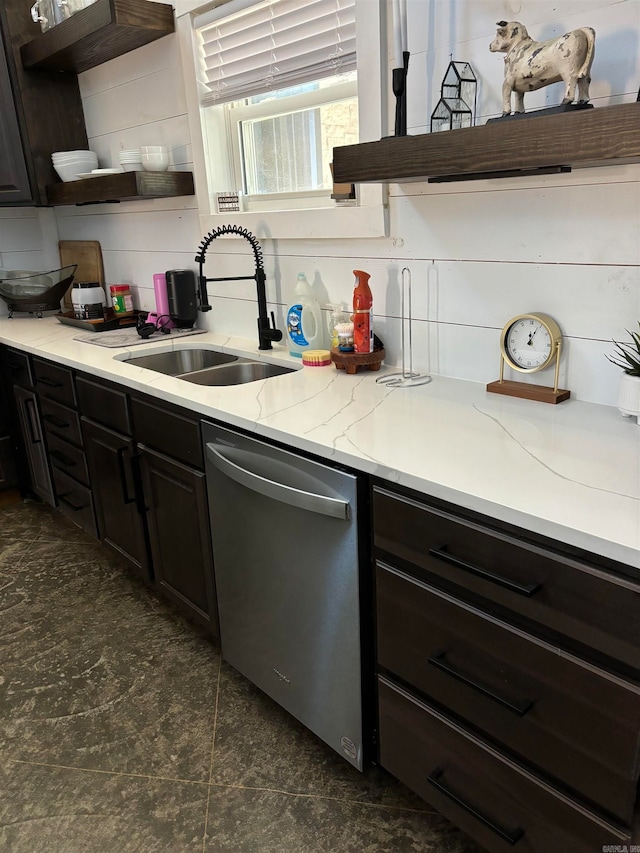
[486,379,570,404]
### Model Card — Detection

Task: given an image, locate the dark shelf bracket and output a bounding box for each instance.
[428,166,572,183]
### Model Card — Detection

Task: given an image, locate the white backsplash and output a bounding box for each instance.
[2,0,638,405]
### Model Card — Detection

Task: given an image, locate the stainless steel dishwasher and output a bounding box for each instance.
[203,422,364,770]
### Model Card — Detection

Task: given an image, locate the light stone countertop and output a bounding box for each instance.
[1,316,638,571]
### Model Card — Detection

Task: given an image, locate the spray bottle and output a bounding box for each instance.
[286,273,323,357]
[352,269,373,353]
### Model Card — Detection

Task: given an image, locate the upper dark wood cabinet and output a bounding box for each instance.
[333,103,640,184]
[0,33,32,205]
[0,0,87,205]
[21,0,175,74]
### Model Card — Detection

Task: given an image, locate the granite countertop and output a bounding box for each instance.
[1,316,638,570]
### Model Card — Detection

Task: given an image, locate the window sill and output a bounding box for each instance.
[198,195,388,241]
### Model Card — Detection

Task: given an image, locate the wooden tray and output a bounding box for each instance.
[56,309,140,332]
[330,346,385,374]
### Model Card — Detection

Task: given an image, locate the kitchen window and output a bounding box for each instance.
[176,0,387,239]
[222,76,358,207]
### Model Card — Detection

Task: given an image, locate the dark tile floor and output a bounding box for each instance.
[0,498,485,852]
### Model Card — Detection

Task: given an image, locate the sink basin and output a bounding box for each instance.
[180,361,296,386]
[125,348,238,376]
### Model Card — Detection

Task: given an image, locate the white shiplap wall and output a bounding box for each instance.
[42,0,640,404]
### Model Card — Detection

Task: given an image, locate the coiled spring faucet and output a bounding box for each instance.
[195,225,283,351]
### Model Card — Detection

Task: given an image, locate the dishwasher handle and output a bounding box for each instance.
[206,442,350,520]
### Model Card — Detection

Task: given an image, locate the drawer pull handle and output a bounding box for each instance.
[58,494,86,512]
[428,652,533,717]
[117,447,137,505]
[428,545,542,597]
[43,414,69,429]
[49,450,75,468]
[37,376,63,388]
[25,398,42,445]
[427,769,524,846]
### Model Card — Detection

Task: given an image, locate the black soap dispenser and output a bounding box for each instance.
[165,269,198,328]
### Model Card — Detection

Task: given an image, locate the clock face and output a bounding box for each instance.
[503,316,555,372]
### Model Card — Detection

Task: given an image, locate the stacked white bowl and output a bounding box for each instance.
[52,150,98,182]
[140,145,170,171]
[119,149,143,172]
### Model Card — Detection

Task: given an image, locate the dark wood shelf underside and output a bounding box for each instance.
[45,170,194,206]
[21,0,174,74]
[333,103,640,183]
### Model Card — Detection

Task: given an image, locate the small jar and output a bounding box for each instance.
[110,284,134,316]
[71,281,106,320]
[335,321,354,352]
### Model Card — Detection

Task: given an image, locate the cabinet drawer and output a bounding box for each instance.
[378,677,630,853]
[377,562,640,824]
[76,375,130,435]
[131,396,202,468]
[40,398,82,447]
[33,358,76,407]
[373,487,640,675]
[4,348,33,388]
[52,468,97,539]
[46,432,90,488]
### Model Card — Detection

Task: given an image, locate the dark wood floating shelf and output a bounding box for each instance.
[21,0,174,73]
[332,102,640,184]
[45,170,194,206]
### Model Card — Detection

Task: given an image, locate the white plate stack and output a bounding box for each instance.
[52,150,99,182]
[118,149,143,172]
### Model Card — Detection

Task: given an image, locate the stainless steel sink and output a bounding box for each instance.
[125,348,238,376]
[122,347,296,385]
[180,361,295,386]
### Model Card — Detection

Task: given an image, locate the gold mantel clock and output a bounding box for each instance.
[487,313,571,404]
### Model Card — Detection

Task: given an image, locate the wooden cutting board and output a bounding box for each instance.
[58,240,105,310]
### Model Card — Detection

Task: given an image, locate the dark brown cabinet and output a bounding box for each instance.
[138,444,217,634]
[0,30,31,204]
[372,482,640,853]
[32,356,97,537]
[0,364,18,490]
[2,348,54,504]
[81,415,149,581]
[0,1,87,205]
[12,385,54,504]
[132,394,217,634]
[77,374,218,634]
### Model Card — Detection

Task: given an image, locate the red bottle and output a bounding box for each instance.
[352,269,373,353]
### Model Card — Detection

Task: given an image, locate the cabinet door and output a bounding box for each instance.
[12,386,54,504]
[138,443,218,635]
[0,373,18,490]
[81,417,150,581]
[0,30,31,204]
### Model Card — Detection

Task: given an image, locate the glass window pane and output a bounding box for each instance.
[239,92,358,196]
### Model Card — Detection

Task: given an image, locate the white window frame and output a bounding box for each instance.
[176,0,388,239]
[228,78,358,208]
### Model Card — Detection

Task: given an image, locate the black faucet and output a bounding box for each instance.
[195,225,283,351]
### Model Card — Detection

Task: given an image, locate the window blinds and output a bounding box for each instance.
[195,0,356,107]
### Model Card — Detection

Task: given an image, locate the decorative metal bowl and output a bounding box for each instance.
[0,265,77,316]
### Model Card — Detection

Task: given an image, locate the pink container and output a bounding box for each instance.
[152,272,176,329]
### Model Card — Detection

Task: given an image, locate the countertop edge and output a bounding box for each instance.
[1,319,638,572]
